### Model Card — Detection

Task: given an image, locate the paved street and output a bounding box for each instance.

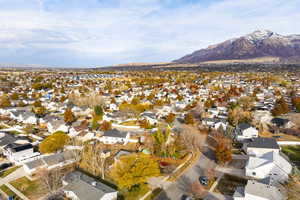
[154,147,229,200]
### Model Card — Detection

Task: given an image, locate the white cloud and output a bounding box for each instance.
[0,0,299,66]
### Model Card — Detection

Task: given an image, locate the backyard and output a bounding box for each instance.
[281,145,300,168]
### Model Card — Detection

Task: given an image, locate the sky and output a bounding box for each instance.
[0,0,300,67]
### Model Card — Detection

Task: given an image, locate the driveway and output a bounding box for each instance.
[154,147,223,200]
[215,167,246,179]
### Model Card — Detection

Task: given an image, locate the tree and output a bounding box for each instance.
[79,142,106,178]
[64,108,75,126]
[33,100,42,107]
[0,94,11,108]
[39,131,70,154]
[10,93,19,100]
[204,98,214,108]
[179,125,207,152]
[100,120,112,131]
[32,106,47,125]
[110,153,160,190]
[228,107,251,126]
[139,119,151,129]
[37,168,64,194]
[215,135,232,165]
[292,97,300,112]
[271,97,290,116]
[165,113,176,124]
[184,113,195,125]
[94,105,104,117]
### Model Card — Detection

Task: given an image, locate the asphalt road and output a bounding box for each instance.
[154,147,218,200]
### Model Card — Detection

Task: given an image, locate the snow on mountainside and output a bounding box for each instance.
[174,30,300,64]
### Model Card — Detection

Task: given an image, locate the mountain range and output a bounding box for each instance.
[174,30,300,64]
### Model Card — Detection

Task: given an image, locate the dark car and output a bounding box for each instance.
[181,195,193,200]
[199,176,208,186]
[0,163,12,171]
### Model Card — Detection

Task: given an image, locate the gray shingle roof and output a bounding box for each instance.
[63,171,116,200]
[237,123,252,130]
[245,180,283,200]
[103,129,127,138]
[247,138,279,149]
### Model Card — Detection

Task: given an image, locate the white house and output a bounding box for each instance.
[62,171,118,200]
[23,151,75,174]
[9,110,37,124]
[3,143,40,164]
[47,119,69,134]
[97,129,137,145]
[245,151,292,183]
[244,138,280,156]
[233,180,283,200]
[235,123,258,141]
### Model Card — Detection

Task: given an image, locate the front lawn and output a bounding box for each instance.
[0,166,20,178]
[10,177,45,199]
[0,184,21,200]
[281,145,300,168]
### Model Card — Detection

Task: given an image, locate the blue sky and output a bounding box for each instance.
[0,0,299,67]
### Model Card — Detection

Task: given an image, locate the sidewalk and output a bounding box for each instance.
[5,183,29,200]
[0,167,29,200]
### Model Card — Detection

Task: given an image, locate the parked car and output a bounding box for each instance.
[0,162,12,171]
[181,195,193,200]
[199,176,208,186]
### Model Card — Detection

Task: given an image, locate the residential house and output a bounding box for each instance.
[3,143,40,164]
[235,123,258,141]
[47,118,69,134]
[271,118,294,129]
[140,112,158,125]
[23,151,75,174]
[233,180,283,200]
[62,170,118,200]
[245,151,292,183]
[244,138,280,156]
[97,129,137,145]
[9,110,37,124]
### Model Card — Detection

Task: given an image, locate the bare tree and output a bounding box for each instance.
[68,137,84,167]
[38,168,64,194]
[80,142,106,179]
[179,125,207,152]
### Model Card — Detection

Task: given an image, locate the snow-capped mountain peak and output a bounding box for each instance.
[174,30,300,64]
[245,30,276,42]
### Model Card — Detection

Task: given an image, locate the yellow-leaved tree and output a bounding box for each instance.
[39,131,70,154]
[110,153,160,190]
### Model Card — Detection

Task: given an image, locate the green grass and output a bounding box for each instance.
[282,145,300,168]
[0,185,21,200]
[0,166,20,178]
[10,177,39,198]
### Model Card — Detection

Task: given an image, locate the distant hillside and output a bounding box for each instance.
[174,30,300,64]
